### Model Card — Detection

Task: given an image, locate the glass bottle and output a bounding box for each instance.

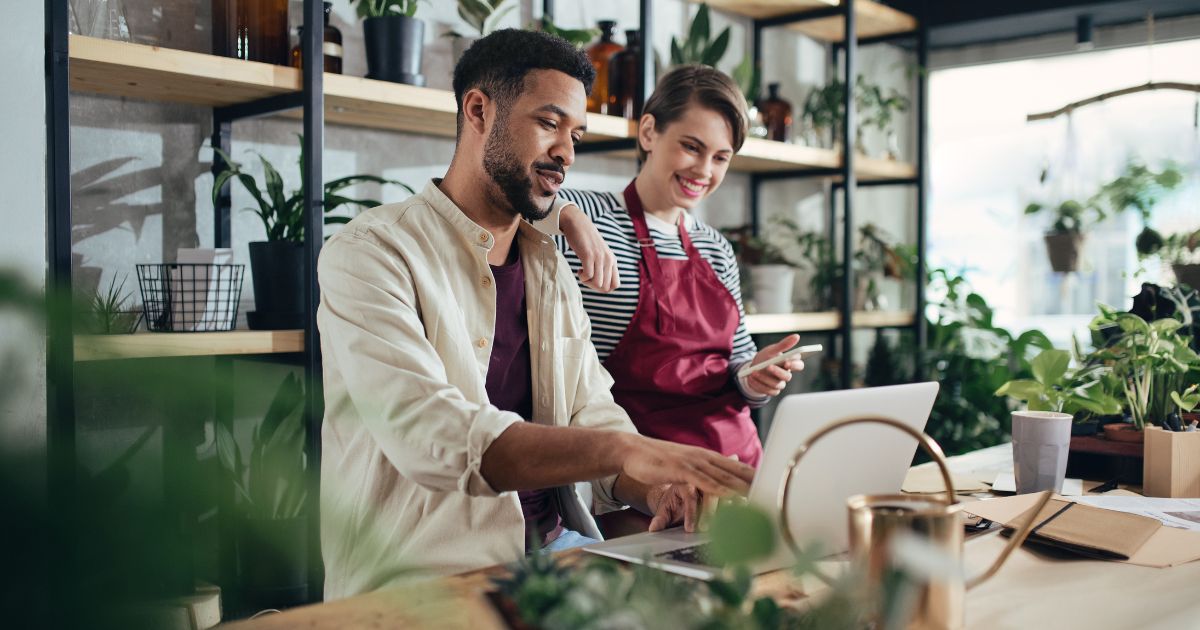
[586,20,623,115]
[760,83,793,143]
[213,0,289,65]
[608,30,643,121]
[290,2,343,74]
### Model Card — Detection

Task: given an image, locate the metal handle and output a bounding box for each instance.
[965,489,1052,590]
[776,415,957,577]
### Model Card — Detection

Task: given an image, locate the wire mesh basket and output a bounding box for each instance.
[136,263,245,332]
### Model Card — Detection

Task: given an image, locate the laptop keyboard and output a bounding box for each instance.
[655,543,713,566]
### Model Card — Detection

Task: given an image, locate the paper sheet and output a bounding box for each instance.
[901,467,990,494]
[1074,497,1200,533]
[991,471,1082,496]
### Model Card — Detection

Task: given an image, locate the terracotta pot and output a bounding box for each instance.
[1103,422,1144,444]
[1043,231,1084,273]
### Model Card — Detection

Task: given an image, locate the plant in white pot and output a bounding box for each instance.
[212,136,412,329]
[722,225,795,314]
[352,0,426,85]
[445,0,515,66]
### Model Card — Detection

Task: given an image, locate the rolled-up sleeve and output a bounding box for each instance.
[318,233,521,497]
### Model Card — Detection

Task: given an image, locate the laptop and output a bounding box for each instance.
[584,382,940,580]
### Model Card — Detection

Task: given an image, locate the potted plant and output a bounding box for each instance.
[722,225,795,314]
[995,348,1122,425]
[535,16,601,48]
[1087,305,1200,441]
[76,274,141,334]
[857,80,909,160]
[668,3,730,67]
[1023,198,1103,273]
[855,223,910,311]
[216,373,310,610]
[1094,160,1183,259]
[212,136,411,329]
[800,76,876,152]
[352,0,426,86]
[445,0,515,65]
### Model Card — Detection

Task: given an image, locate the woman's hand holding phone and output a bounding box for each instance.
[741,334,813,397]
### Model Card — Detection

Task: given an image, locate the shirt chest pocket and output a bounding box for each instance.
[555,337,593,424]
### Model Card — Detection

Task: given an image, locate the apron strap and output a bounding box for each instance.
[623,182,676,335]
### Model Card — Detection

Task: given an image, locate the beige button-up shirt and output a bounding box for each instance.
[317,180,637,600]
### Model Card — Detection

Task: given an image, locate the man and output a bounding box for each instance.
[317,29,755,599]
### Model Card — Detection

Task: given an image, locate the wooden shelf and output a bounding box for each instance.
[68,35,634,143]
[745,310,915,334]
[68,36,914,177]
[699,0,917,42]
[75,330,304,361]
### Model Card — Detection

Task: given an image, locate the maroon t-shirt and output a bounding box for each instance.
[484,244,562,549]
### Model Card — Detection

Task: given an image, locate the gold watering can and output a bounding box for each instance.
[776,417,1052,630]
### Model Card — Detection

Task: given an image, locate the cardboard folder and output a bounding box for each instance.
[965,493,1200,568]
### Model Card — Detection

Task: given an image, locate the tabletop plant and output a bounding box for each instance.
[76,274,141,334]
[1087,305,1200,429]
[669,3,730,67]
[855,222,911,310]
[801,75,881,152]
[994,347,1121,417]
[535,17,601,48]
[351,0,419,18]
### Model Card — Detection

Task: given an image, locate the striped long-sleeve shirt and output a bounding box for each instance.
[554,189,766,406]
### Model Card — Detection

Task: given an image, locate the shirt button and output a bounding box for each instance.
[478,232,488,243]
[476,337,487,349]
[482,276,491,287]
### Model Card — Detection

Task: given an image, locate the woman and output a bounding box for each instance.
[550,65,804,467]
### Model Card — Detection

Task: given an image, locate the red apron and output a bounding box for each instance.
[602,182,762,467]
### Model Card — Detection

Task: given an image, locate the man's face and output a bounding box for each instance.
[482,69,588,222]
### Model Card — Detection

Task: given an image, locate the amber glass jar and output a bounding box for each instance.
[586,21,623,114]
[760,82,793,142]
[213,0,289,65]
[608,30,642,120]
[290,2,343,74]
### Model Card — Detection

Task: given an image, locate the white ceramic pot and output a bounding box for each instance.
[749,265,796,314]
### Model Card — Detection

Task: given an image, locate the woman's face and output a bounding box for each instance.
[638,104,735,212]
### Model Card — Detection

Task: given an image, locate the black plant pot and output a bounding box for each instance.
[236,516,308,612]
[248,240,305,330]
[1044,231,1083,273]
[363,15,425,86]
[1071,419,1100,436]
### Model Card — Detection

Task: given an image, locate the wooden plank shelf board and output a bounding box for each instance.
[698,0,917,42]
[735,139,916,179]
[745,310,915,334]
[68,35,635,144]
[75,330,305,361]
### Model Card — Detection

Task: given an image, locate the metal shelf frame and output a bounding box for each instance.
[45,0,327,614]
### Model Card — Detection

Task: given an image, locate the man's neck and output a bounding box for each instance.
[439,164,521,266]
[633,172,684,227]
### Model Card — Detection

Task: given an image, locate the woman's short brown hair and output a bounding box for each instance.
[637,64,749,162]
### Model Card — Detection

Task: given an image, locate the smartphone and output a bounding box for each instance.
[736,344,823,379]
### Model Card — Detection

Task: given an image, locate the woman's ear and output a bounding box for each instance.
[461,88,491,137]
[637,114,658,156]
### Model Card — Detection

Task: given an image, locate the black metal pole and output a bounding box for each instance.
[45,0,75,624]
[542,0,555,23]
[212,117,232,248]
[639,0,654,109]
[301,0,325,604]
[914,5,929,380]
[839,0,858,389]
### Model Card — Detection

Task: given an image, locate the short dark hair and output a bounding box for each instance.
[452,29,596,137]
[639,64,748,161]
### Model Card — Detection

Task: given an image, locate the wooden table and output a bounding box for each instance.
[225,444,1200,629]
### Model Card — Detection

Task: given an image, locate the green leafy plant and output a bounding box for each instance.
[721,224,791,266]
[1094,160,1184,258]
[1172,384,1200,414]
[802,76,903,148]
[1023,198,1105,234]
[211,136,412,243]
[446,0,514,38]
[856,223,912,309]
[995,348,1121,416]
[535,17,600,48]
[77,274,141,334]
[1159,229,1200,265]
[857,79,910,133]
[1088,306,1200,429]
[669,3,731,67]
[215,373,308,520]
[731,55,761,104]
[351,0,420,19]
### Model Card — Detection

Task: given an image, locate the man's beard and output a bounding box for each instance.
[482,117,556,223]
